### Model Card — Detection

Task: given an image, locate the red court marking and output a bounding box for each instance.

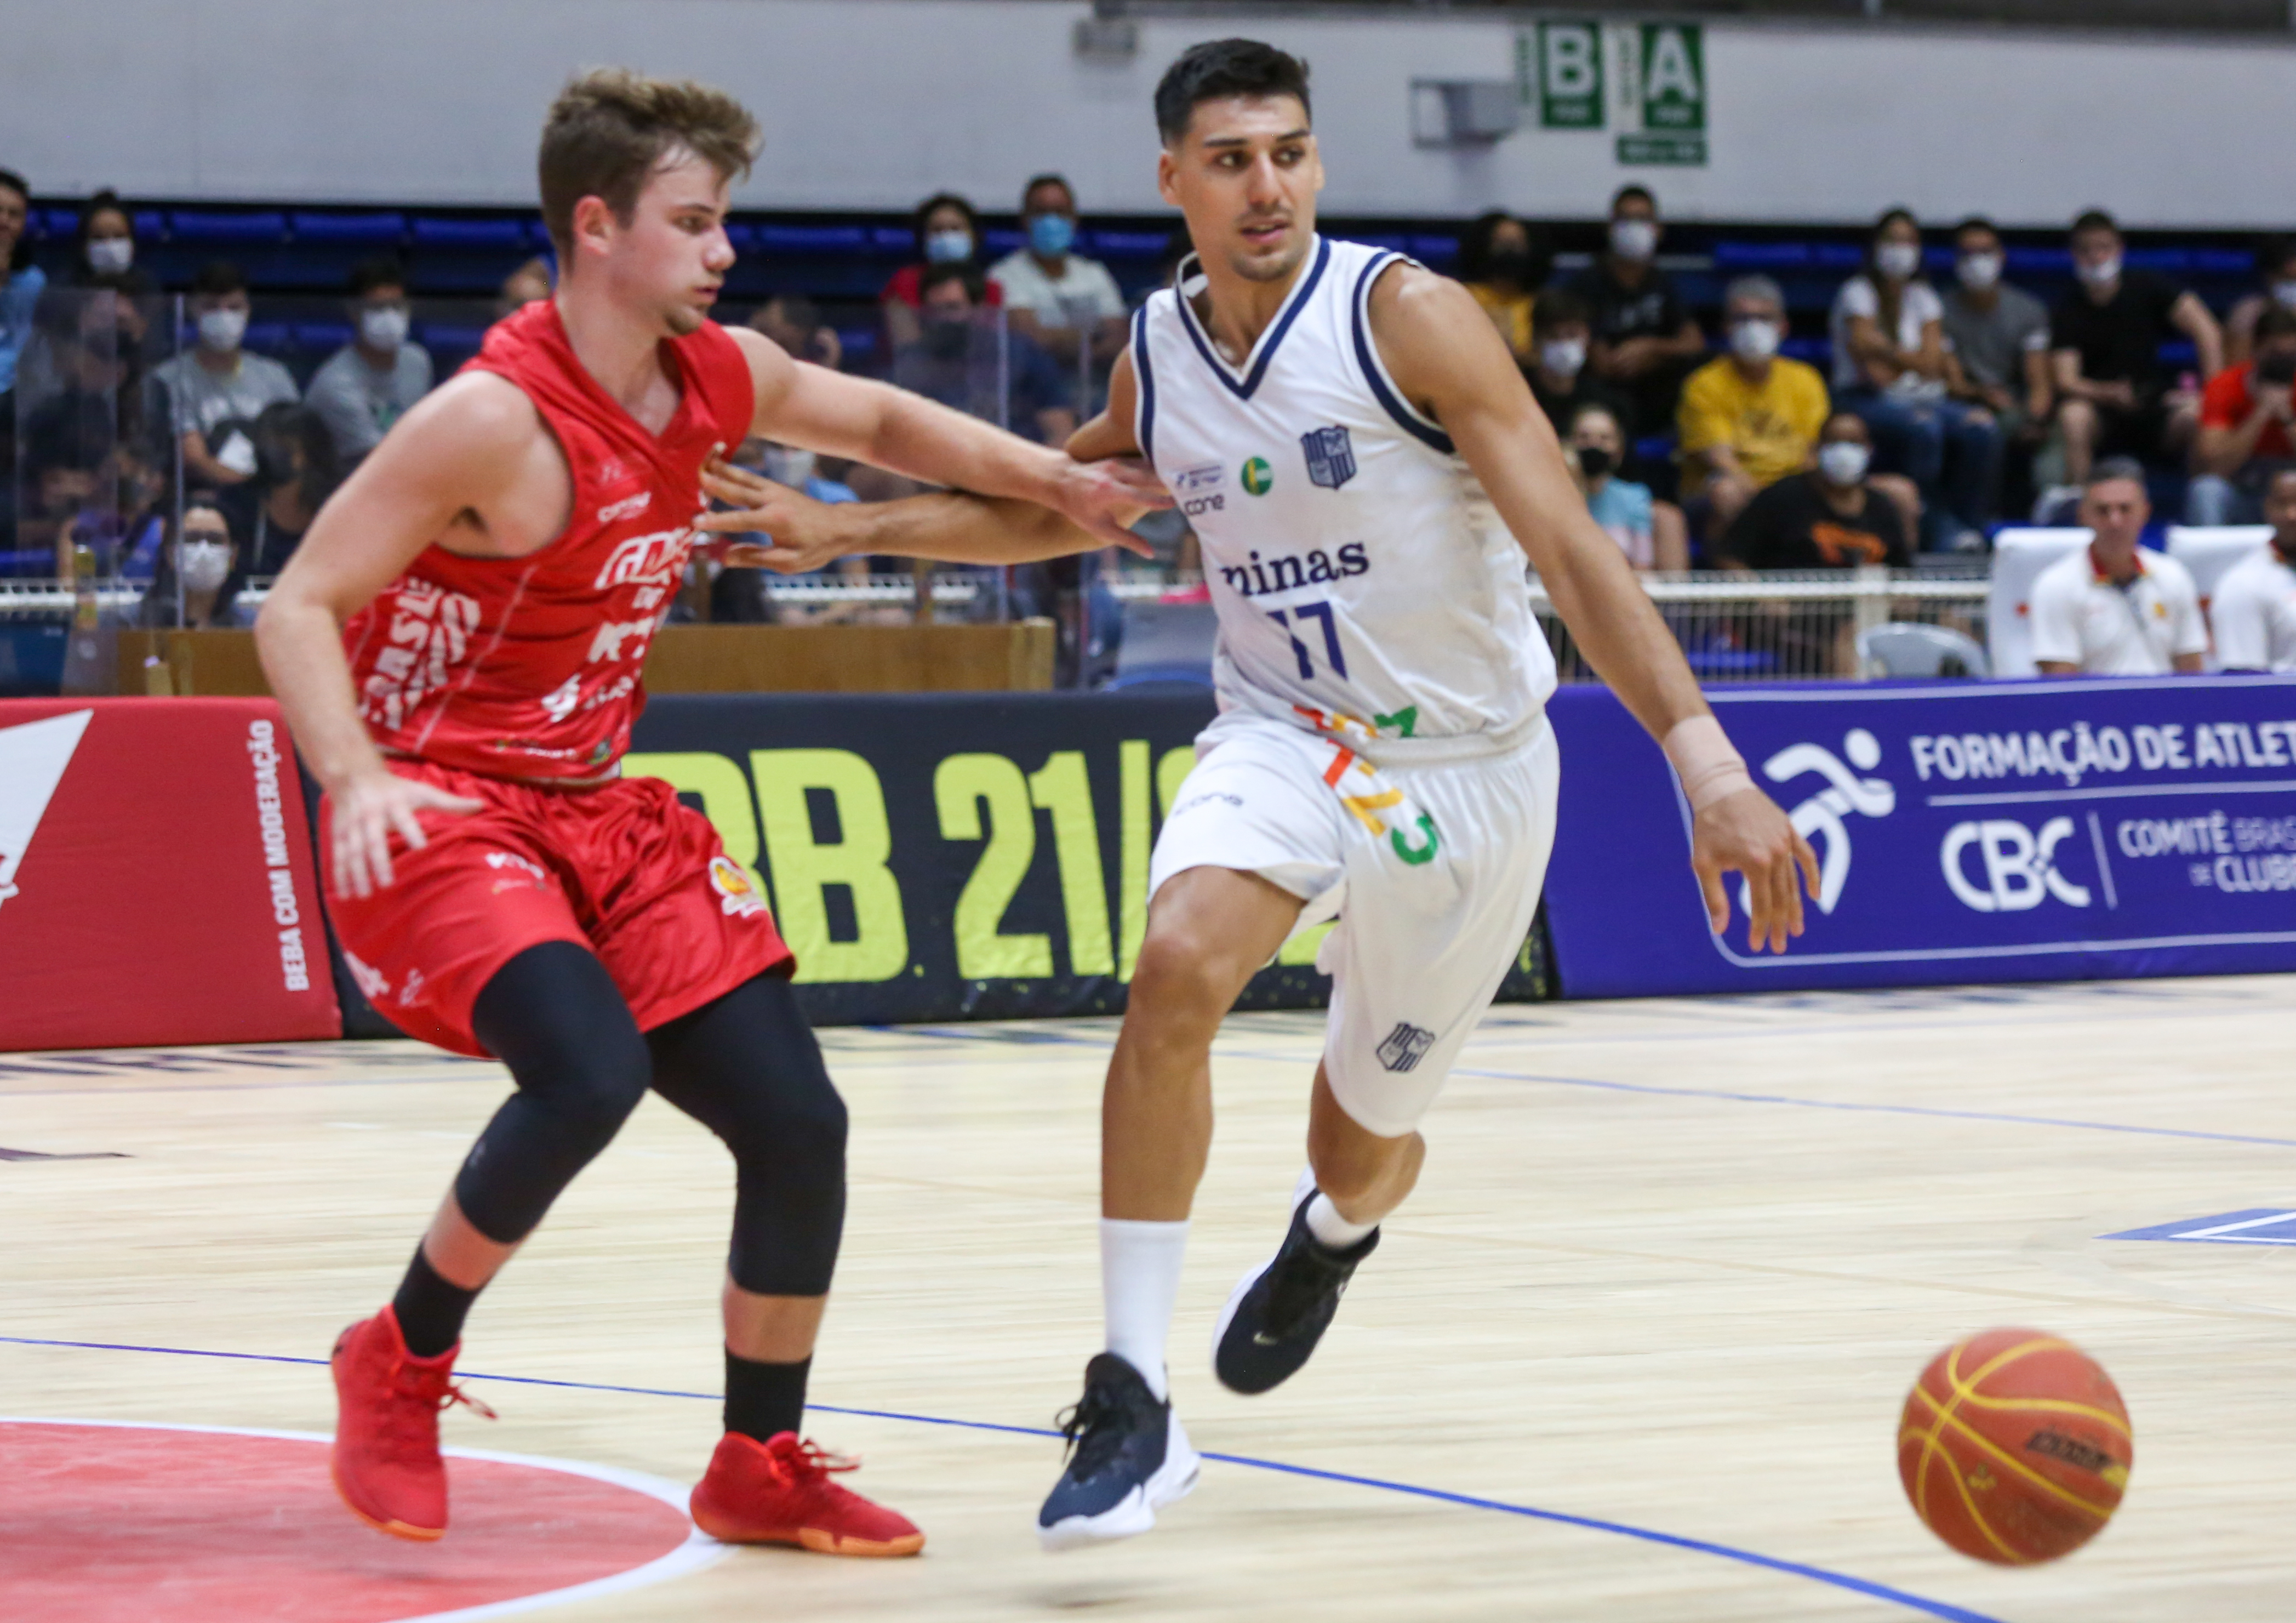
[0,1421,705,1623]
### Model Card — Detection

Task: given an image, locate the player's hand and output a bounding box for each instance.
[1691,786,1820,955]
[695,452,855,574]
[1048,455,1171,556]
[329,764,483,900]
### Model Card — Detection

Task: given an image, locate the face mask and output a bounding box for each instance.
[924,227,974,265]
[198,306,247,352]
[760,445,816,488]
[2077,253,2122,289]
[359,306,409,351]
[1574,445,1615,480]
[1027,213,1076,258]
[1818,441,1871,487]
[1958,253,2003,291]
[922,316,971,358]
[2272,279,2296,312]
[87,236,133,275]
[1876,241,1923,282]
[1609,218,1658,263]
[179,539,231,592]
[1539,338,1587,379]
[1729,318,1781,361]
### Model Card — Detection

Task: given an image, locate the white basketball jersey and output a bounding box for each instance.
[1133,235,1556,755]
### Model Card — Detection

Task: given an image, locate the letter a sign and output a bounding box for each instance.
[1520,20,1707,166]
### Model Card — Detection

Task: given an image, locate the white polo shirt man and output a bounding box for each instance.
[2029,544,2207,675]
[2210,542,2296,672]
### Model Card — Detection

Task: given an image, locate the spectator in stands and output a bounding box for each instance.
[0,168,45,402]
[1568,185,1706,436]
[148,261,299,488]
[2188,306,2296,526]
[1459,210,1548,367]
[2051,209,2221,488]
[2030,458,2206,676]
[227,402,337,576]
[1526,286,1632,439]
[709,437,868,624]
[1678,275,1831,549]
[2223,235,2296,370]
[1717,412,1910,572]
[990,174,1128,378]
[882,192,1001,352]
[2209,467,2296,671]
[497,257,553,318]
[893,263,1077,445]
[749,293,842,371]
[305,258,433,469]
[1830,209,1999,550]
[65,191,152,298]
[131,493,250,629]
[1569,403,1686,571]
[1942,217,2053,494]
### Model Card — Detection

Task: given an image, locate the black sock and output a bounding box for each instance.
[724,1349,810,1443]
[391,1248,479,1359]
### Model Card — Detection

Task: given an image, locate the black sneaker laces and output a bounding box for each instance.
[1055,1375,1152,1478]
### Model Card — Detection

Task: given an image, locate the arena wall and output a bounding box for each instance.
[12,1,2296,227]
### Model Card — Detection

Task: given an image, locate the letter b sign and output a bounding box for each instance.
[1940,818,2092,913]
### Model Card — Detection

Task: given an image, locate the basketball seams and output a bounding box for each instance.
[1911,1393,2120,1519]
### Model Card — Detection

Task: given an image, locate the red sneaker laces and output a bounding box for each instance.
[770,1437,860,1485]
[377,1353,496,1456]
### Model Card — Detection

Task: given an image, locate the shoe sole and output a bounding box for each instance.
[1037,1417,1201,1552]
[691,1512,925,1558]
[330,1457,445,1542]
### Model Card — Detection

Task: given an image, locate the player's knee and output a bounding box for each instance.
[1130,923,1244,1023]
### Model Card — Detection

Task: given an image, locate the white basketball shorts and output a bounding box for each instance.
[1149,709,1561,1137]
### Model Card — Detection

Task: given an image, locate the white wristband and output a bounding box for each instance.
[1663,715,1756,813]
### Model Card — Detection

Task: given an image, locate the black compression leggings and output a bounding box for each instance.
[459,941,847,1297]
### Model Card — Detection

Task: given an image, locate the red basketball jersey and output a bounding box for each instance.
[343,300,755,780]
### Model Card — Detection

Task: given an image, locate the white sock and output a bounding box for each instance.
[1304,1191,1378,1250]
[1100,1217,1188,1401]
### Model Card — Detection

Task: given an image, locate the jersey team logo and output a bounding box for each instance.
[0,709,93,914]
[709,856,769,918]
[1301,425,1357,491]
[1240,456,1274,496]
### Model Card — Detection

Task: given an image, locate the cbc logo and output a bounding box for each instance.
[1940,817,2093,913]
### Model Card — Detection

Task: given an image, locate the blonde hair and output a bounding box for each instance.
[538,68,762,256]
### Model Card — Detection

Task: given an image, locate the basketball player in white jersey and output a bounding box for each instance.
[696,36,1817,1554]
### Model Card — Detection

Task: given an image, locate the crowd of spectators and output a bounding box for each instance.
[7,156,2296,653]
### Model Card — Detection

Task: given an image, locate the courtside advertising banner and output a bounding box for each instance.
[1543,676,2296,997]
[626,693,1550,1026]
[0,698,340,1050]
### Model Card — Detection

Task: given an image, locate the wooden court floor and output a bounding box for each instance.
[5,973,2295,1621]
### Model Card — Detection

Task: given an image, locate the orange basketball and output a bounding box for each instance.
[1898,1328,2132,1565]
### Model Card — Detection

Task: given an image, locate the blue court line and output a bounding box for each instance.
[0,1333,2000,1623]
[1450,1066,2296,1151]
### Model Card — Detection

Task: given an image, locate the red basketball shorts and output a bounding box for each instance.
[320,760,793,1058]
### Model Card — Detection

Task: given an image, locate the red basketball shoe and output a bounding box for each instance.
[329,1305,494,1540]
[689,1432,924,1557]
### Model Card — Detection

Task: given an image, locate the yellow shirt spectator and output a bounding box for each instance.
[1468,281,1535,365]
[1677,354,1830,494]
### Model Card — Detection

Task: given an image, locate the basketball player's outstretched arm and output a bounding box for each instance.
[712,327,1167,554]
[1368,263,1820,953]
[256,376,547,898]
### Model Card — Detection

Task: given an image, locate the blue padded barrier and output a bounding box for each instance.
[289,211,406,244]
[169,210,288,243]
[410,217,528,249]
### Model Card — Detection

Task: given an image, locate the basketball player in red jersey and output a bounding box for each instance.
[256,70,1163,1556]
